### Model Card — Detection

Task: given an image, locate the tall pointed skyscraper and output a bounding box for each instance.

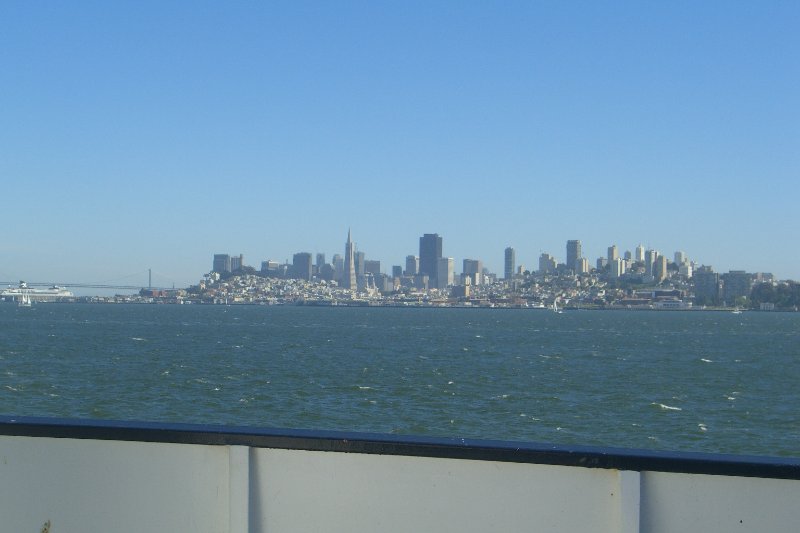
[342,228,357,290]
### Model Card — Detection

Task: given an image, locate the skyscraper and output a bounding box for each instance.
[292,252,312,281]
[405,255,419,276]
[504,247,515,280]
[419,233,442,283]
[635,244,645,263]
[212,254,231,274]
[342,229,357,290]
[436,257,454,289]
[607,245,618,265]
[566,240,581,272]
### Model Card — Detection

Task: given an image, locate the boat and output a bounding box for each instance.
[1,281,74,303]
[18,288,31,307]
[731,308,743,314]
[552,299,563,314]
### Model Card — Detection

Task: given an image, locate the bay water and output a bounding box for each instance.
[1,304,798,457]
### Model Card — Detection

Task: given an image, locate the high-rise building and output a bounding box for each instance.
[596,257,608,270]
[722,271,753,305]
[645,249,659,276]
[405,255,419,276]
[611,257,626,278]
[539,253,557,274]
[419,234,443,283]
[230,254,244,272]
[342,229,357,290]
[576,257,590,275]
[355,251,366,277]
[635,244,645,263]
[566,240,581,272]
[436,257,454,289]
[674,251,687,265]
[654,255,668,283]
[392,265,403,278]
[694,266,720,306]
[607,245,619,265]
[316,253,326,269]
[463,259,483,286]
[364,260,381,275]
[504,247,515,280]
[213,254,231,274]
[292,253,313,281]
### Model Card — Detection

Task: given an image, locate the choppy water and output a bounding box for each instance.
[1,304,798,457]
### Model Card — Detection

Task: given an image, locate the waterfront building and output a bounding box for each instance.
[405,255,419,276]
[436,257,454,289]
[419,234,443,283]
[504,247,515,280]
[566,240,581,272]
[722,270,754,305]
[292,253,313,281]
[608,245,619,265]
[342,229,357,290]
[635,244,645,263]
[213,254,231,274]
[694,266,720,306]
[539,253,557,274]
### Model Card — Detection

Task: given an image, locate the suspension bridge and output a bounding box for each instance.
[0,269,185,292]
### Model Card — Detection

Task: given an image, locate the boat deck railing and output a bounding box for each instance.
[2,416,799,532]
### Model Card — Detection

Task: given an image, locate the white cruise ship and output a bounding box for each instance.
[0,281,74,302]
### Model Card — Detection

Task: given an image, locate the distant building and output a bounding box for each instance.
[694,266,720,306]
[566,240,581,272]
[292,253,312,281]
[230,254,244,272]
[635,244,645,263]
[624,250,632,262]
[645,250,659,277]
[436,257,454,289]
[504,247,515,280]
[576,257,590,275]
[674,251,687,265]
[419,234,443,283]
[653,256,668,283]
[332,254,344,281]
[405,255,419,276]
[213,254,231,274]
[261,260,279,275]
[355,251,366,277]
[596,257,608,271]
[539,253,557,274]
[392,265,403,278]
[722,270,753,305]
[611,257,626,278]
[607,245,619,265]
[463,259,483,286]
[364,260,381,276]
[316,253,326,270]
[342,229,357,290]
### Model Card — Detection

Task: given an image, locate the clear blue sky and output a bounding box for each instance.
[1,1,798,290]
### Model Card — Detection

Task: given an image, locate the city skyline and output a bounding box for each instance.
[1,3,798,287]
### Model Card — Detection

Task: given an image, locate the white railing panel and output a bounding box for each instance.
[641,470,800,533]
[249,448,621,533]
[0,436,229,533]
